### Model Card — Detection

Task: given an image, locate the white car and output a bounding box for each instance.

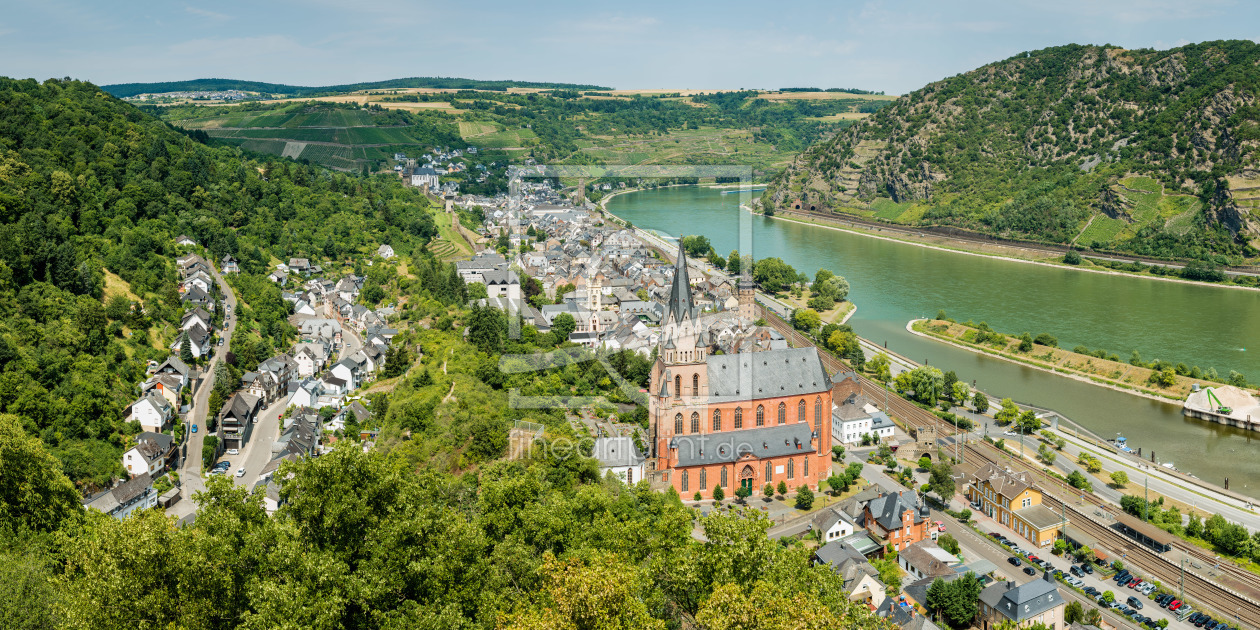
[226,448,239,455]
[235,467,246,477]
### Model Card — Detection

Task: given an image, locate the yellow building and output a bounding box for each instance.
[967,462,1063,547]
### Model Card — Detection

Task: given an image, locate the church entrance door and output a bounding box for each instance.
[739,465,754,493]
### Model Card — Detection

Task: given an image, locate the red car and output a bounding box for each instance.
[1029,555,1041,563]
[1169,600,1183,611]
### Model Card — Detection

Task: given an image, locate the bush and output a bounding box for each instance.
[938,533,960,555]
[201,435,219,470]
[777,480,789,496]
[712,484,725,502]
[795,486,814,510]
[1064,250,1082,265]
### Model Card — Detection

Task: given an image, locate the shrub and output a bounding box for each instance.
[1064,250,1082,265]
[795,486,815,510]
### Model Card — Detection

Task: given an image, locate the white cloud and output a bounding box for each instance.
[185,6,231,21]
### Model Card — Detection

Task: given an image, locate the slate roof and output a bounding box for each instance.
[972,462,1034,500]
[156,356,190,377]
[979,571,1062,623]
[591,437,645,468]
[664,241,695,324]
[673,422,815,467]
[706,347,831,403]
[812,506,855,533]
[866,490,928,530]
[134,431,174,460]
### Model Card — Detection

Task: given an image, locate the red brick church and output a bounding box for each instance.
[649,244,834,498]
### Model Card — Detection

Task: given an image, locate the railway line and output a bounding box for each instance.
[756,303,1260,626]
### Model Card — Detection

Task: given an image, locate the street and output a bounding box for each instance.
[171,263,238,518]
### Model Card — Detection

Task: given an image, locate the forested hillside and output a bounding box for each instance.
[0,77,440,488]
[765,41,1260,263]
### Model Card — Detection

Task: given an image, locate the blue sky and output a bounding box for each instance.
[1,0,1256,94]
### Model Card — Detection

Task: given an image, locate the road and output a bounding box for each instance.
[172,263,238,517]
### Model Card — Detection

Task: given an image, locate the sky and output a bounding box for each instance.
[1,0,1257,95]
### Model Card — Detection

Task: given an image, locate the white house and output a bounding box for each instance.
[330,359,358,390]
[832,393,895,445]
[811,507,857,543]
[292,343,328,378]
[181,307,212,333]
[293,299,316,316]
[127,393,174,433]
[377,244,396,259]
[175,235,197,247]
[122,432,176,477]
[85,473,157,520]
[590,437,647,485]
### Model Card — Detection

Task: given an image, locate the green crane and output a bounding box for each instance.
[1205,388,1233,415]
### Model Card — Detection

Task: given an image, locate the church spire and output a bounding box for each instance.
[666,240,695,324]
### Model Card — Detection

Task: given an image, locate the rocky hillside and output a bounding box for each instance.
[764,41,1260,262]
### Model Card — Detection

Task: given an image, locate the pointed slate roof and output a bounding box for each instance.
[665,241,695,324]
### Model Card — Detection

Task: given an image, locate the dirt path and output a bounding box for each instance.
[442,381,456,404]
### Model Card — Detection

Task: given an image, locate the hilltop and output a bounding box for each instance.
[101,76,614,98]
[764,41,1260,263]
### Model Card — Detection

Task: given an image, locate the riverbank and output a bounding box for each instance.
[762,208,1260,293]
[905,318,1227,405]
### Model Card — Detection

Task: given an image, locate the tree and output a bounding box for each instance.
[827,475,847,496]
[752,257,799,293]
[1110,470,1129,488]
[695,491,703,502]
[1085,607,1103,626]
[795,486,814,510]
[1101,590,1115,603]
[872,557,902,592]
[1018,332,1034,352]
[1064,601,1085,624]
[1016,410,1041,434]
[930,462,956,500]
[179,332,194,364]
[467,305,506,353]
[910,366,945,406]
[951,381,970,406]
[0,414,82,535]
[734,485,751,503]
[763,483,774,501]
[382,344,412,378]
[926,571,981,629]
[1186,513,1204,538]
[504,554,666,630]
[712,484,724,502]
[1066,470,1093,492]
[958,508,971,523]
[973,391,989,414]
[994,398,1018,425]
[868,353,892,384]
[791,308,821,332]
[201,435,219,469]
[1064,250,1082,265]
[831,445,845,460]
[551,312,577,341]
[918,455,932,470]
[777,480,788,497]
[938,534,960,555]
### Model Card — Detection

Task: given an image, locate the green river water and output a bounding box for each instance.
[607,185,1260,490]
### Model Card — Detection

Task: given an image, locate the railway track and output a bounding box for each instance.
[758,304,1260,626]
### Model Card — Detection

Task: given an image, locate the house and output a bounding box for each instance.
[377,244,395,259]
[591,437,647,484]
[141,373,185,408]
[978,571,1065,630]
[268,271,287,285]
[293,299,316,316]
[967,462,1063,547]
[175,235,198,247]
[335,277,361,302]
[409,166,439,189]
[122,432,177,477]
[482,269,521,300]
[898,540,959,581]
[180,270,214,294]
[330,400,371,432]
[221,254,240,274]
[293,343,329,378]
[181,307,212,333]
[219,392,263,450]
[172,324,211,359]
[181,285,213,310]
[271,410,321,459]
[862,490,931,553]
[126,393,174,433]
[84,473,157,520]
[331,358,359,390]
[288,258,311,274]
[813,540,887,609]
[154,356,191,382]
[811,506,857,542]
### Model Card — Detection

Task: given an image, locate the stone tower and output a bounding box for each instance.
[737,278,756,320]
[649,242,709,464]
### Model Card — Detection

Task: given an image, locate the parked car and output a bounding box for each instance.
[1083,586,1099,596]
[1188,613,1204,624]
[235,467,246,478]
[1070,565,1083,577]
[1081,563,1094,574]
[1023,566,1037,576]
[936,520,946,532]
[1128,597,1144,609]
[227,448,239,455]
[1008,557,1022,566]
[1169,599,1183,611]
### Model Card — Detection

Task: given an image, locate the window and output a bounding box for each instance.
[674,414,683,434]
[815,396,822,431]
[720,467,728,488]
[681,470,689,492]
[765,461,772,482]
[798,399,806,423]
[1023,497,1032,508]
[700,469,707,491]
[734,407,743,428]
[674,374,681,399]
[777,402,786,425]
[713,409,722,431]
[690,412,699,434]
[626,468,633,484]
[692,373,699,397]
[803,455,809,478]
[787,458,795,479]
[756,405,764,426]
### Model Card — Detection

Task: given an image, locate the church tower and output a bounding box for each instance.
[737,278,755,320]
[586,260,602,313]
[649,242,709,467]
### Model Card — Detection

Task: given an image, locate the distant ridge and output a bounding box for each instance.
[101,76,614,98]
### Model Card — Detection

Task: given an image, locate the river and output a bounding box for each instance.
[607,185,1260,490]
